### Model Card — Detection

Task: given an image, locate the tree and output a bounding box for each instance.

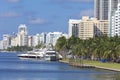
[55,36,67,51]
[55,35,120,63]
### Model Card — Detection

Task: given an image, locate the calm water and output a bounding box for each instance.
[0,52,120,80]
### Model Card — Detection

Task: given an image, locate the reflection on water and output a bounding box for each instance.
[0,52,120,80]
[112,73,120,80]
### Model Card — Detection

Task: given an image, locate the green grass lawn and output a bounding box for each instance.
[61,58,120,70]
[83,60,120,70]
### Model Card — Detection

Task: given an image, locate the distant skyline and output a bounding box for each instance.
[0,0,94,39]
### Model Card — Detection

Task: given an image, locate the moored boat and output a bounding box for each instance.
[44,50,57,61]
[18,49,45,59]
[18,49,63,61]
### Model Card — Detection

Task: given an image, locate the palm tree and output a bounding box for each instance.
[56,34,120,63]
[55,36,66,51]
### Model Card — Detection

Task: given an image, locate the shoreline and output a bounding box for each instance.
[59,60,120,72]
[94,66,120,72]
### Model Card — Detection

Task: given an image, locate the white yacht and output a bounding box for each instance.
[18,49,63,61]
[18,49,45,59]
[44,50,63,61]
[44,50,57,61]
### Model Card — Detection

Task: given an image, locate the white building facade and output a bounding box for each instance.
[69,16,108,39]
[68,19,81,38]
[11,36,19,47]
[31,33,47,47]
[111,2,120,36]
[2,34,11,49]
[46,32,63,46]
[33,34,41,47]
[17,24,28,46]
[28,36,33,47]
[0,40,3,50]
[109,0,119,36]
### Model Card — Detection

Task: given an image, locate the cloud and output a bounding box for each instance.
[7,0,21,3]
[78,9,94,17]
[0,12,23,18]
[29,18,48,24]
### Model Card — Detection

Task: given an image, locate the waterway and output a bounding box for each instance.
[0,52,120,80]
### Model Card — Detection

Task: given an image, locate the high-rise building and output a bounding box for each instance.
[0,40,3,49]
[39,33,46,44]
[109,0,119,36]
[46,32,63,46]
[32,33,47,47]
[2,34,11,49]
[79,16,108,39]
[94,0,118,20]
[78,17,95,39]
[68,19,81,38]
[11,36,19,47]
[94,0,109,20]
[69,16,108,39]
[28,36,33,47]
[111,2,120,36]
[17,24,28,46]
[108,0,118,16]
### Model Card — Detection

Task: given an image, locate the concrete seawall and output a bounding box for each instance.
[94,66,120,72]
[59,60,95,68]
[59,60,120,72]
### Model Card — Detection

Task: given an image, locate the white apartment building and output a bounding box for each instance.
[0,40,3,49]
[68,19,81,38]
[32,34,40,47]
[11,36,19,47]
[28,36,33,47]
[17,24,28,46]
[94,0,109,20]
[94,0,118,20]
[109,0,119,36]
[31,33,47,47]
[111,2,120,36]
[31,32,66,47]
[2,34,11,49]
[46,32,63,46]
[39,33,46,44]
[69,16,108,39]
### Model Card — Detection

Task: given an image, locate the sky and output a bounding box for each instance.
[0,0,94,39]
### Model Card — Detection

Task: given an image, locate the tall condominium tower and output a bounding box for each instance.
[109,0,119,36]
[17,24,28,46]
[94,0,108,20]
[2,34,11,49]
[109,0,118,15]
[111,2,120,36]
[68,16,108,40]
[68,19,81,38]
[94,0,118,20]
